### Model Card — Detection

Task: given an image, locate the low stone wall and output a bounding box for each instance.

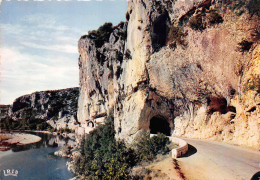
[170,137,188,158]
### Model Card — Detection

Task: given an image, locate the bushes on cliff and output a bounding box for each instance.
[189,9,223,31]
[189,14,205,31]
[86,22,127,49]
[88,22,114,48]
[0,116,51,131]
[243,75,260,93]
[207,10,223,25]
[74,114,171,179]
[228,0,259,17]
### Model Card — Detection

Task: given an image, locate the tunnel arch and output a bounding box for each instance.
[149,115,171,136]
[87,121,94,128]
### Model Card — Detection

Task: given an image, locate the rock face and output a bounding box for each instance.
[77,0,259,150]
[10,87,79,130]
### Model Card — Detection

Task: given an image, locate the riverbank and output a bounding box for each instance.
[0,133,42,150]
[23,130,54,134]
[0,132,74,179]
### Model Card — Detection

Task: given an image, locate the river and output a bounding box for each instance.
[0,132,74,180]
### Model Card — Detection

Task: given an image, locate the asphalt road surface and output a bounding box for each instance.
[177,138,260,180]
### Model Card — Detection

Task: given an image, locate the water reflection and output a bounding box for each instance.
[9,132,73,152]
[0,132,75,179]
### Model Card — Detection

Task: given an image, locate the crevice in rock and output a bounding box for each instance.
[207,96,228,114]
[247,106,256,113]
[89,90,96,97]
[115,66,123,79]
[95,80,104,98]
[151,11,170,52]
[92,112,107,119]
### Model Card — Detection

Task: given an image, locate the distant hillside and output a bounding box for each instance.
[0,87,79,131]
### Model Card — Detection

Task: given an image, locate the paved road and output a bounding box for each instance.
[177,138,260,180]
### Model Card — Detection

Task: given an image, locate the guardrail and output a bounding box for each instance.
[150,134,188,158]
[169,137,188,158]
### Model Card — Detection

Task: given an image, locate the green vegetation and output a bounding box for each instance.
[0,115,52,131]
[116,22,127,41]
[135,133,171,162]
[74,114,171,179]
[228,0,259,18]
[207,10,224,25]
[243,75,260,93]
[83,22,127,65]
[74,114,137,179]
[58,127,75,133]
[49,90,79,120]
[189,14,205,31]
[86,22,127,49]
[247,0,259,18]
[189,9,223,31]
[87,22,114,48]
[0,89,79,132]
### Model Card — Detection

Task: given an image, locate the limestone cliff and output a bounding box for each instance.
[77,0,259,150]
[8,87,79,131]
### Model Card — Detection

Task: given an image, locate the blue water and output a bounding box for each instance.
[0,133,74,180]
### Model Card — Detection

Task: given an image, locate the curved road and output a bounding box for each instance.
[177,138,260,180]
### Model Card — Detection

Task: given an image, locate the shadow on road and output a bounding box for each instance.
[179,144,197,158]
[251,171,260,180]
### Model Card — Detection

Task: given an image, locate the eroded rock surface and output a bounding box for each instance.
[9,87,79,131]
[77,0,259,150]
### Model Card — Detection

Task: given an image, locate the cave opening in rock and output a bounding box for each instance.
[151,12,170,51]
[149,115,171,136]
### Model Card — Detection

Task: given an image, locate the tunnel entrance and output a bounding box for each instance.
[149,116,171,136]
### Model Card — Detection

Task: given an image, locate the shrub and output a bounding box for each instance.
[75,114,137,179]
[0,116,52,131]
[74,114,171,179]
[189,14,205,31]
[228,0,259,18]
[247,0,259,17]
[135,133,171,161]
[189,8,224,31]
[58,127,73,133]
[207,10,223,25]
[88,22,114,48]
[243,75,260,93]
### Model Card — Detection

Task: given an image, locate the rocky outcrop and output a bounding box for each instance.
[10,87,79,131]
[77,0,259,150]
[77,22,127,136]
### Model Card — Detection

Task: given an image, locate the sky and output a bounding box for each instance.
[0,0,127,104]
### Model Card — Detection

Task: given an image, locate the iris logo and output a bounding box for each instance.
[2,169,19,177]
